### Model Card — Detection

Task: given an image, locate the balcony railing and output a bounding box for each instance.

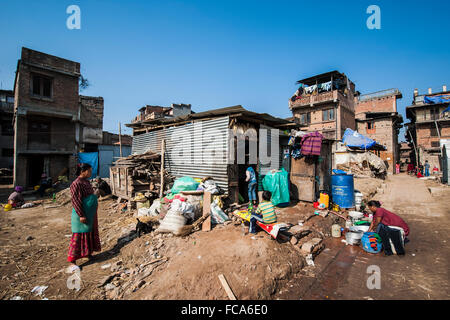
[289,90,337,109]
[358,88,400,102]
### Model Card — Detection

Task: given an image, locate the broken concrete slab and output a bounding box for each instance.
[301,238,323,254]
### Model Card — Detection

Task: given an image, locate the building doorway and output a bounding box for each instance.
[27,155,45,187]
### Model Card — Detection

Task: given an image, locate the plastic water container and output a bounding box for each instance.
[331,224,341,238]
[354,192,363,210]
[331,174,355,208]
[319,193,330,208]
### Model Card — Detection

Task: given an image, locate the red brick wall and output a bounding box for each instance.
[355,95,396,119]
[80,96,104,129]
[416,123,450,148]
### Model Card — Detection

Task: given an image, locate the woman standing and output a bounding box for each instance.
[246,166,257,207]
[395,162,400,174]
[67,163,101,272]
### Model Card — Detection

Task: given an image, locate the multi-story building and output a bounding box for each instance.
[0,90,15,169]
[355,88,403,173]
[131,104,192,125]
[399,142,413,171]
[289,70,356,140]
[12,47,104,187]
[405,86,450,170]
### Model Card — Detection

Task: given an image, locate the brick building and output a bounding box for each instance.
[12,48,104,187]
[405,86,450,170]
[0,90,15,169]
[355,89,403,173]
[79,95,104,152]
[289,71,356,140]
[131,104,192,124]
[399,142,413,171]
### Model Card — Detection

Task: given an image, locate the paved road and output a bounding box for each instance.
[278,174,450,300]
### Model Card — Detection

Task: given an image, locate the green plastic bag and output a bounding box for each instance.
[262,168,290,206]
[171,176,199,194]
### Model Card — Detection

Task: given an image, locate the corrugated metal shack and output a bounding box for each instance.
[120,105,297,203]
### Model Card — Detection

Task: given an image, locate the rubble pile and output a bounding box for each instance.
[337,151,387,179]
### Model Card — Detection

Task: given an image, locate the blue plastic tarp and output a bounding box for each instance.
[424,94,450,105]
[443,105,450,114]
[342,128,377,149]
[78,152,98,178]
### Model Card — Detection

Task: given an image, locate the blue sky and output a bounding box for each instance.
[1,0,449,140]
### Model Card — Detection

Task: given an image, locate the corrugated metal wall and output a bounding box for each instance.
[259,124,281,175]
[131,117,229,192]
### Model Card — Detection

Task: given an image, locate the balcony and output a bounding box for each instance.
[416,113,450,123]
[289,90,338,109]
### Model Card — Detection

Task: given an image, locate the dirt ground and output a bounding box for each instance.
[0,190,332,300]
[1,173,448,300]
[275,173,450,300]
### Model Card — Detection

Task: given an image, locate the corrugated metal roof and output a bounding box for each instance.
[126,105,292,129]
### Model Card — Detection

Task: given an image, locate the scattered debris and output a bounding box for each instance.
[31,285,48,296]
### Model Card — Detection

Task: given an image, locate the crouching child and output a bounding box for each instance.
[249,191,277,234]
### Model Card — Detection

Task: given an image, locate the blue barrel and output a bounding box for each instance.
[331,174,355,208]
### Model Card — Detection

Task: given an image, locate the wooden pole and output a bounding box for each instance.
[118,122,123,158]
[202,191,212,231]
[160,139,165,198]
[408,129,419,166]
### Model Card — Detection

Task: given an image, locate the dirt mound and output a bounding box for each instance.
[126,226,305,300]
[53,187,72,206]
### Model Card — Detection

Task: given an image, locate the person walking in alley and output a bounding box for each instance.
[424,160,430,177]
[367,200,410,256]
[246,166,257,208]
[66,163,101,273]
[249,191,277,234]
[407,161,414,175]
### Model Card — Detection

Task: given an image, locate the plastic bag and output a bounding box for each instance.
[171,176,199,194]
[198,179,219,194]
[156,199,187,234]
[210,201,229,225]
[262,168,290,206]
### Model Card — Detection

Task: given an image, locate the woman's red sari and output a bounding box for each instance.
[67,177,101,263]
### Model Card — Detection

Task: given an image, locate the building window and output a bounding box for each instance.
[6,96,14,103]
[322,108,335,121]
[31,74,52,98]
[1,121,14,136]
[430,107,440,120]
[431,141,440,148]
[2,148,14,157]
[367,122,374,130]
[298,112,311,125]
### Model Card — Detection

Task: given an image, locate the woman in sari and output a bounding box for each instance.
[67,163,101,272]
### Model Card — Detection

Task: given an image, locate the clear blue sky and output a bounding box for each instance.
[1,0,449,140]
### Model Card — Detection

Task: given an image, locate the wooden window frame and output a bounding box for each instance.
[30,73,53,99]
